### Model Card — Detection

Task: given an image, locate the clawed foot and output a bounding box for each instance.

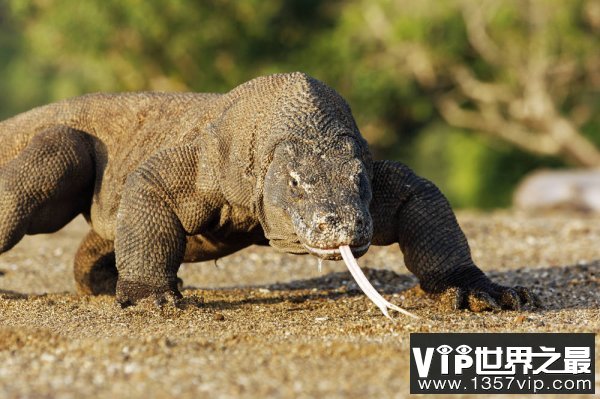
[116,279,183,308]
[435,284,541,312]
[77,264,184,299]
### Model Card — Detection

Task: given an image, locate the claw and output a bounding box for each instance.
[438,287,466,311]
[515,286,542,308]
[154,291,183,308]
[467,291,501,312]
[499,288,522,310]
[339,245,418,320]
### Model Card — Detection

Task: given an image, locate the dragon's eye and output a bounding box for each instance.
[289,176,303,200]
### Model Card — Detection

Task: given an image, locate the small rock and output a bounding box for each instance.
[214,313,225,321]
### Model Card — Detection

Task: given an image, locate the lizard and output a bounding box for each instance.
[0,72,537,312]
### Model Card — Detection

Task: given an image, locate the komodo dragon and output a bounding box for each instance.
[0,72,537,312]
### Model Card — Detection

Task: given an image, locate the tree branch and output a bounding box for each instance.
[436,95,560,156]
[460,1,503,66]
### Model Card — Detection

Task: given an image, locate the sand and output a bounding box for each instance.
[0,211,598,398]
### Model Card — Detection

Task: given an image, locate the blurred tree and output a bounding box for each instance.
[439,0,600,167]
[0,0,341,108]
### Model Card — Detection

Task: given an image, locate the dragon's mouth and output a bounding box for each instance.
[303,242,370,259]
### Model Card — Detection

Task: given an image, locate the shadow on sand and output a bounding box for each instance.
[186,261,600,311]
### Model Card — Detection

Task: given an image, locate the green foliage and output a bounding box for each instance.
[412,126,564,209]
[0,0,597,208]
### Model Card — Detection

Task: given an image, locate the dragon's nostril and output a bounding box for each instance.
[316,214,339,233]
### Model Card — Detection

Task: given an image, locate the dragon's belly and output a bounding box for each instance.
[183,227,267,262]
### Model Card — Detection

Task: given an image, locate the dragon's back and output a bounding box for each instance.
[0,91,220,165]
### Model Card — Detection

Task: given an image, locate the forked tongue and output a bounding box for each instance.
[339,245,418,320]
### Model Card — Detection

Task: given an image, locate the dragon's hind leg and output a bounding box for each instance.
[370,160,539,311]
[0,126,94,252]
[74,230,117,295]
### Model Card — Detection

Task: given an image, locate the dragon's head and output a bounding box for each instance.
[262,137,373,260]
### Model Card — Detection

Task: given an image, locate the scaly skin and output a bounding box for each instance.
[0,72,537,311]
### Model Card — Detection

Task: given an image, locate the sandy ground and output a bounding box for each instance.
[0,211,598,398]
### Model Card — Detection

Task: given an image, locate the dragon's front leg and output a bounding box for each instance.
[370,160,539,311]
[114,145,215,306]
